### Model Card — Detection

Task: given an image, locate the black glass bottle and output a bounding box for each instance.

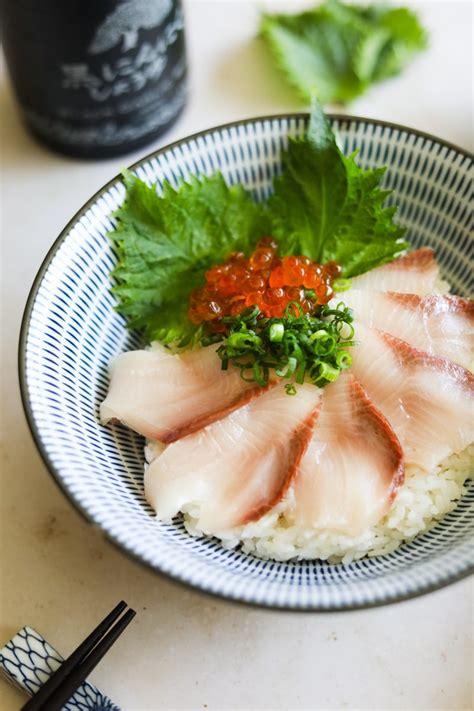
[0,0,187,158]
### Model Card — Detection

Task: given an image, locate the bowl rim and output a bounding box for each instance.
[18,112,474,612]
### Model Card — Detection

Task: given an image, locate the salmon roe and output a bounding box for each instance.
[188,237,342,330]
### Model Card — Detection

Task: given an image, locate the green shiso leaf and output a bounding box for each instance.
[109,101,409,344]
[109,170,268,344]
[260,0,428,104]
[267,99,409,275]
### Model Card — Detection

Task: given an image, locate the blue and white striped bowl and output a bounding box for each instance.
[19,115,473,611]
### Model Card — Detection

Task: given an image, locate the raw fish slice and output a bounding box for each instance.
[145,384,321,533]
[349,323,474,472]
[100,344,265,443]
[341,291,474,370]
[350,248,439,294]
[290,373,404,536]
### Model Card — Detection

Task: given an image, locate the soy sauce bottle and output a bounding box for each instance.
[0,0,187,158]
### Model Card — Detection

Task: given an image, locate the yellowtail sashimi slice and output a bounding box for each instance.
[349,248,439,294]
[145,383,321,533]
[349,323,474,472]
[341,291,474,370]
[290,373,404,536]
[100,344,266,443]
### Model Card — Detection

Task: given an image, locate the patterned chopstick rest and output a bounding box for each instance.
[0,626,119,710]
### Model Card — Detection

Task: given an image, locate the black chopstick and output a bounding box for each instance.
[22,600,127,710]
[43,608,136,710]
[22,601,135,711]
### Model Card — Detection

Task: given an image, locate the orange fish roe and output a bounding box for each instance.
[188,237,342,329]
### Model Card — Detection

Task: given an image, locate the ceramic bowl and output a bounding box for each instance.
[19,114,473,610]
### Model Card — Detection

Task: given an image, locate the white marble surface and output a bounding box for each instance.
[1,1,473,709]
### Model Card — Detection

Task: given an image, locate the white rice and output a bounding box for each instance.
[146,442,472,564]
[434,276,451,294]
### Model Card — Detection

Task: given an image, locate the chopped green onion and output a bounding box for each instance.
[311,333,336,356]
[317,362,340,382]
[239,366,257,383]
[286,339,305,362]
[310,329,329,341]
[201,333,222,347]
[253,361,268,386]
[269,323,284,342]
[240,305,260,321]
[333,278,351,292]
[205,296,355,394]
[284,300,304,318]
[226,332,262,350]
[336,350,352,369]
[275,356,298,378]
[295,359,307,384]
[336,321,355,339]
[285,357,298,377]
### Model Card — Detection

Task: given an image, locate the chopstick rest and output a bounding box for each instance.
[0,626,119,710]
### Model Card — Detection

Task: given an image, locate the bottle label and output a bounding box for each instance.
[60,2,182,104]
[24,83,186,147]
[23,0,187,150]
[87,0,173,55]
